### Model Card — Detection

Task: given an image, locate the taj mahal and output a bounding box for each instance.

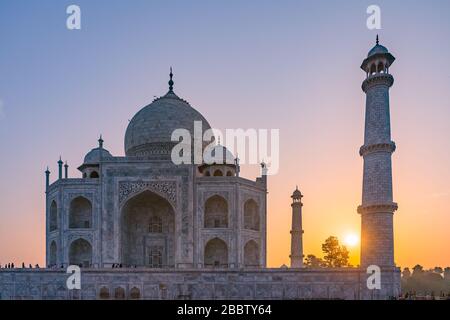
[0,38,401,300]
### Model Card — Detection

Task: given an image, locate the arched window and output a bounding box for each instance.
[99,287,110,299]
[69,196,92,229]
[49,241,57,266]
[149,246,163,268]
[49,201,58,231]
[204,238,228,268]
[213,170,223,176]
[244,240,260,267]
[114,287,126,300]
[244,199,260,231]
[90,171,99,178]
[370,63,376,75]
[226,171,233,176]
[130,287,141,300]
[377,62,385,73]
[148,215,162,233]
[204,195,228,228]
[69,238,92,268]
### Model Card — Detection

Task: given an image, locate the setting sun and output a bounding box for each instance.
[344,234,359,247]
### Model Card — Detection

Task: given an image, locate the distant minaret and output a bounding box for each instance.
[358,36,398,268]
[290,187,304,268]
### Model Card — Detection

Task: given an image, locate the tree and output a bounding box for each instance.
[434,267,443,275]
[402,267,411,279]
[412,264,424,277]
[335,246,350,268]
[444,267,450,280]
[304,254,325,268]
[321,236,350,268]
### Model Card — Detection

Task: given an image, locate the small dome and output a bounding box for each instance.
[367,44,389,57]
[84,147,112,164]
[124,91,212,157]
[291,187,303,199]
[203,144,235,165]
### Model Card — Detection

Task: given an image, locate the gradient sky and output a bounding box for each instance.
[0,0,449,269]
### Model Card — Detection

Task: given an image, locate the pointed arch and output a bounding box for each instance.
[49,201,58,231]
[370,63,376,75]
[129,287,141,299]
[204,195,228,228]
[49,241,57,266]
[90,171,99,178]
[244,240,260,267]
[99,287,110,299]
[121,190,175,268]
[69,196,92,229]
[377,61,385,73]
[69,238,92,267]
[114,287,126,300]
[244,199,260,231]
[204,237,228,268]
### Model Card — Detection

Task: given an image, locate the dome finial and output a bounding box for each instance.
[98,134,104,149]
[376,34,379,45]
[168,67,174,92]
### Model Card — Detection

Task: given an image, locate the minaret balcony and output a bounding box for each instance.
[362,73,394,92]
[357,202,398,214]
[359,141,396,157]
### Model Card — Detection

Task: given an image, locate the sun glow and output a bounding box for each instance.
[344,234,359,247]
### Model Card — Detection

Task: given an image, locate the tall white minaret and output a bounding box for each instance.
[290,187,304,268]
[358,36,397,268]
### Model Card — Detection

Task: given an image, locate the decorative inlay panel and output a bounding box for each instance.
[119,180,177,207]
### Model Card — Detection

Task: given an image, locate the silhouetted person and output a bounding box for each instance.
[11,263,15,268]
[22,262,25,268]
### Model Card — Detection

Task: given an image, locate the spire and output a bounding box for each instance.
[98,134,104,149]
[168,67,174,92]
[64,161,69,179]
[376,34,379,45]
[58,157,63,180]
[45,167,50,193]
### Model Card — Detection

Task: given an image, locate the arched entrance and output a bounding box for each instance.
[204,238,228,268]
[244,240,259,267]
[121,190,175,268]
[69,238,92,267]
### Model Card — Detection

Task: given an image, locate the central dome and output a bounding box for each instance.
[125,86,212,157]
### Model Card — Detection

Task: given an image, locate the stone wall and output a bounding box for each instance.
[0,268,400,300]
